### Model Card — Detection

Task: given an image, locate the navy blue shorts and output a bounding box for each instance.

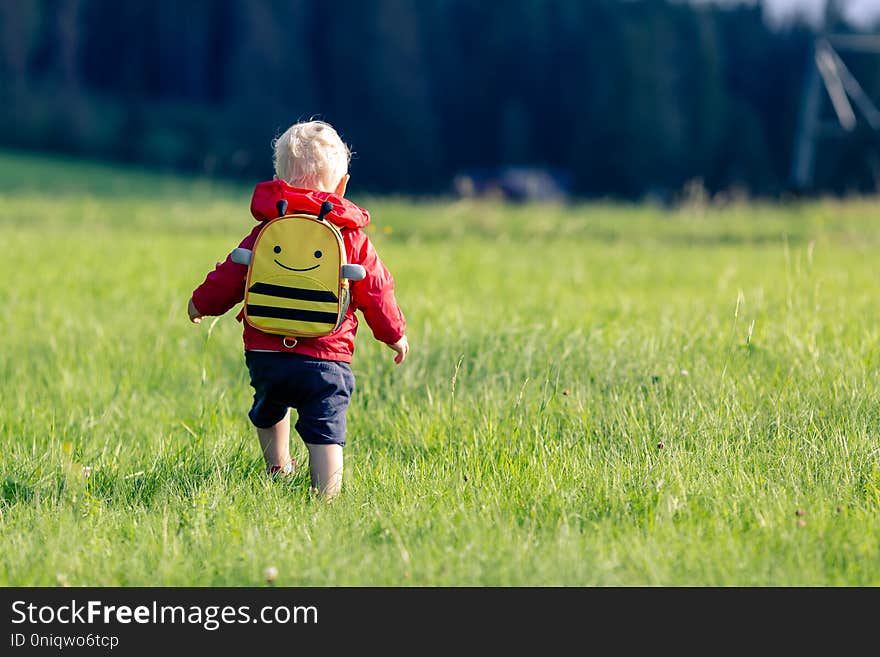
[244,351,355,446]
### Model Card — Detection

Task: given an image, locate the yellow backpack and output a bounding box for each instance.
[230,200,365,346]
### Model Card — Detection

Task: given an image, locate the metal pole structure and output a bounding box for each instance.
[789,1,880,192]
[815,39,857,131]
[791,40,823,191]
[825,43,880,129]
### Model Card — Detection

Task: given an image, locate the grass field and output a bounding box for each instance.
[1,150,878,586]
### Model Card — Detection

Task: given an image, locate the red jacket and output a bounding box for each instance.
[191,180,406,362]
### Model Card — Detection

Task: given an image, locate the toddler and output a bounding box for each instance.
[188,121,408,498]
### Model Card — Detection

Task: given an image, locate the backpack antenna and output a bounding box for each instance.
[317,201,334,222]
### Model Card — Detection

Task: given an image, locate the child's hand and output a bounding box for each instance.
[187,298,203,324]
[388,335,409,364]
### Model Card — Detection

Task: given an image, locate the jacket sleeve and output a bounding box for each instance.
[190,226,260,317]
[349,232,406,344]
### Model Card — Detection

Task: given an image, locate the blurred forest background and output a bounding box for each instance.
[1,0,878,198]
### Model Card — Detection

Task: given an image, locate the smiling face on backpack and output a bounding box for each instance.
[251,216,341,292]
[271,240,323,272]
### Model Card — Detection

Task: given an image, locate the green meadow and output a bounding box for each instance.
[0,150,878,586]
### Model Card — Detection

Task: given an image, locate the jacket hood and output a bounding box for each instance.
[250,179,371,229]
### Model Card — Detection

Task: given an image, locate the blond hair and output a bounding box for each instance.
[272,120,351,191]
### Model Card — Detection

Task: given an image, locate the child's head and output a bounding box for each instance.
[272,120,351,194]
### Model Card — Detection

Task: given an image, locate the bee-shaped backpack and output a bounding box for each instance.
[230,200,366,348]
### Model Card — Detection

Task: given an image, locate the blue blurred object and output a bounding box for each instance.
[453,166,572,202]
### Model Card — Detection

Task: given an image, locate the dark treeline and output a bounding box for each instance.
[0,0,878,198]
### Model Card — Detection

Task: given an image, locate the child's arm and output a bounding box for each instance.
[188,298,203,324]
[188,225,261,323]
[388,334,409,364]
[349,233,408,363]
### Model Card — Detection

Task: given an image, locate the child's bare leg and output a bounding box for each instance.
[306,444,343,499]
[256,410,292,470]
